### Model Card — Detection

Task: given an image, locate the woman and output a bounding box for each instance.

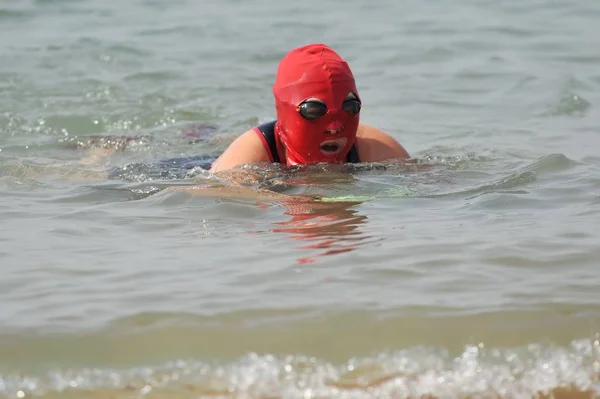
[209,43,411,175]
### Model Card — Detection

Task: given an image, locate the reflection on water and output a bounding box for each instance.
[156,181,375,264]
[272,199,373,264]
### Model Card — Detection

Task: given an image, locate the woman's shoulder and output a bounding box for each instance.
[209,127,272,173]
[355,122,411,162]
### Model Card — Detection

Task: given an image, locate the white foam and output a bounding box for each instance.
[1,337,599,398]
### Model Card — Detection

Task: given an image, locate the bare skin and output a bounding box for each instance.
[209,122,411,177]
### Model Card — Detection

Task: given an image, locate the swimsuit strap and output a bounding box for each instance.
[256,121,280,163]
[346,141,360,163]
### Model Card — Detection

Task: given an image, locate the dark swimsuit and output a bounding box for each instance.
[254,120,360,164]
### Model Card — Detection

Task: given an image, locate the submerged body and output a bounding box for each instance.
[105,44,411,185]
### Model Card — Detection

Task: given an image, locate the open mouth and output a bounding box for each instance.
[321,143,339,152]
[319,137,347,156]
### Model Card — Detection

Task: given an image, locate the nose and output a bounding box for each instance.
[325,121,344,135]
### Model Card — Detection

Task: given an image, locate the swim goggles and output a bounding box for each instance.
[297,98,361,120]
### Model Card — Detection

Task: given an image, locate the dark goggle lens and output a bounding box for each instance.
[297,101,328,120]
[297,99,362,120]
[342,99,361,115]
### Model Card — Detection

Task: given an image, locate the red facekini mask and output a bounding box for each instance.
[273,44,362,165]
